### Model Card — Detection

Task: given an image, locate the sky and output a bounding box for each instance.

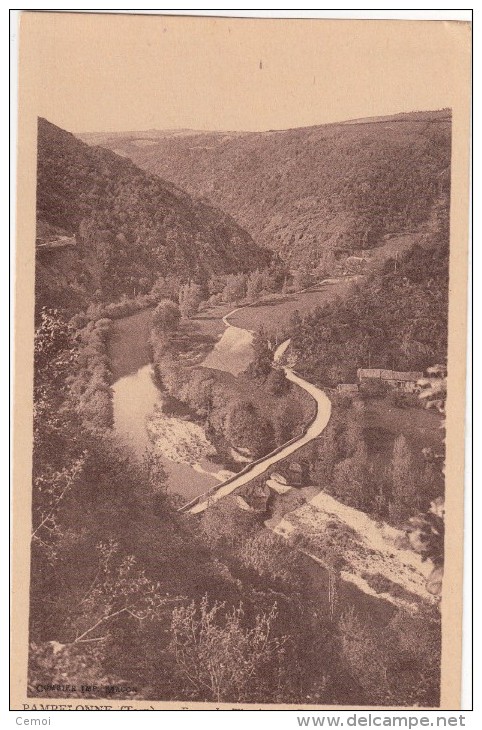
[19,12,470,134]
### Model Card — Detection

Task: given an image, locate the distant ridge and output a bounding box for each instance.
[77,109,452,144]
[83,109,452,269]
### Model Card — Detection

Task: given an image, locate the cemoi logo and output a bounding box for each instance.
[16,720,51,726]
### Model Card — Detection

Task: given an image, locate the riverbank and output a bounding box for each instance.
[105,276,362,500]
[104,274,441,704]
[269,488,436,611]
[107,285,328,500]
[181,340,332,513]
[108,306,154,381]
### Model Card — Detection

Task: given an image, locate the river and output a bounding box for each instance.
[107,286,432,617]
[108,281,347,500]
[109,308,224,498]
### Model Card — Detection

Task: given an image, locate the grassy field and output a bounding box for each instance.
[363,397,444,453]
[191,304,229,339]
[222,233,419,337]
[187,278,359,377]
[226,277,357,336]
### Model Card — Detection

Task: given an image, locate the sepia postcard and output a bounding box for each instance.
[12,11,471,711]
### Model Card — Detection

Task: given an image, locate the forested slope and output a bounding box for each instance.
[288,231,449,387]
[82,110,451,270]
[28,113,449,707]
[36,118,271,308]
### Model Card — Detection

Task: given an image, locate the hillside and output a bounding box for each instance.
[287,231,449,387]
[36,118,271,309]
[80,110,452,270]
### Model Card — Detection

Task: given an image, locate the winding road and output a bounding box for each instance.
[180,310,332,514]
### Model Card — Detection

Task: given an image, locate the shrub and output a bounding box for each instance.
[225,399,275,458]
[169,597,286,702]
[266,368,289,396]
[153,299,181,333]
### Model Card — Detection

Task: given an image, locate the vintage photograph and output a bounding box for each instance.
[13,12,471,710]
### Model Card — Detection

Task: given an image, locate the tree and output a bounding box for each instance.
[266,367,289,396]
[31,457,86,564]
[404,363,446,593]
[314,250,335,279]
[181,370,214,418]
[150,275,172,301]
[63,539,178,646]
[246,269,264,302]
[222,273,247,303]
[272,398,305,446]
[333,442,373,510]
[237,530,304,589]
[286,240,450,393]
[179,281,203,318]
[389,435,419,522]
[207,275,225,296]
[343,400,365,457]
[249,326,273,380]
[169,596,286,702]
[406,498,444,568]
[339,604,441,707]
[259,267,278,293]
[34,308,74,377]
[327,363,353,387]
[310,425,338,485]
[226,399,274,458]
[292,268,313,291]
[400,364,446,595]
[289,309,303,332]
[152,299,181,333]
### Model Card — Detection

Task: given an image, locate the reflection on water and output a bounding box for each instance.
[111,364,221,498]
[112,364,158,456]
[109,308,154,381]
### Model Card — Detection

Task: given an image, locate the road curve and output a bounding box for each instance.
[182,331,332,514]
[222,307,254,333]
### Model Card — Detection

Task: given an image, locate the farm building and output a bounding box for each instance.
[337,383,359,394]
[357,368,423,393]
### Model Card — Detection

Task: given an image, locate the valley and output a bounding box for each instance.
[30,109,449,706]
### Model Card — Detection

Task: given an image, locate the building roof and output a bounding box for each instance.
[357,368,423,382]
[381,370,423,381]
[357,368,382,379]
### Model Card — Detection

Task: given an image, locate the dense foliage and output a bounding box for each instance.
[288,236,449,387]
[36,118,271,308]
[29,111,450,707]
[296,395,443,526]
[149,318,310,466]
[31,309,384,705]
[87,110,451,270]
